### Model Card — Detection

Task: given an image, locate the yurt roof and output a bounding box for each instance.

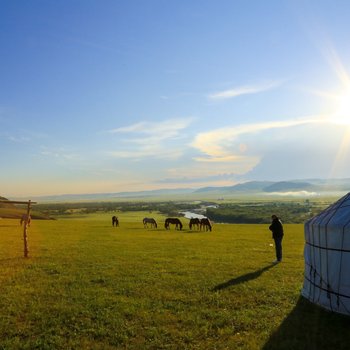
[306,192,350,229]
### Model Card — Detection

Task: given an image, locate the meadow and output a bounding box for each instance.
[1,212,350,349]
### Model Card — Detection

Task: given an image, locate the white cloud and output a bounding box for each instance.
[109,148,184,160]
[3,130,48,143]
[189,113,350,182]
[108,118,195,159]
[40,147,78,160]
[190,115,333,179]
[191,116,326,161]
[109,118,193,138]
[208,81,282,100]
[7,135,31,143]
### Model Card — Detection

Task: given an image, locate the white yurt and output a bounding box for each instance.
[302,192,350,315]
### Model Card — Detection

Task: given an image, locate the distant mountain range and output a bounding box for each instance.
[196,178,350,195]
[6,178,350,203]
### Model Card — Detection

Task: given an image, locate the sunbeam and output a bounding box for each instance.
[332,86,350,125]
[322,49,350,176]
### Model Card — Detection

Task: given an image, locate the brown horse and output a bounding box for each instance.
[112,216,119,227]
[189,218,200,230]
[165,218,183,230]
[200,218,212,231]
[20,214,31,227]
[143,217,157,228]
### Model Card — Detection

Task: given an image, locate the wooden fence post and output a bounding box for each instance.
[23,200,32,258]
[0,199,37,258]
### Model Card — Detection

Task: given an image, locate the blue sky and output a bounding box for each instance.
[2,0,350,197]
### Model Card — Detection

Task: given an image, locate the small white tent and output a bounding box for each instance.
[302,192,350,315]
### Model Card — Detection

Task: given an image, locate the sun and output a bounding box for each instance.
[329,84,350,178]
[319,45,350,126]
[332,86,350,125]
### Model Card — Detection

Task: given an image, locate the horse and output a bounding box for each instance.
[112,216,119,227]
[143,217,157,228]
[189,217,200,230]
[20,214,31,227]
[165,218,183,230]
[200,218,212,231]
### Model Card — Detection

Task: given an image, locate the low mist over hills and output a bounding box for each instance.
[194,181,275,193]
[6,178,350,202]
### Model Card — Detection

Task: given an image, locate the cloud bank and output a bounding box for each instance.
[189,115,349,182]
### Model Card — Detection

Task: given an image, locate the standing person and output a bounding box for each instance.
[269,214,284,263]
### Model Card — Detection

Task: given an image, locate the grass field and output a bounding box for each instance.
[1,212,350,349]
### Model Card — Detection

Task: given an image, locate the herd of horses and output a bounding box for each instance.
[188,217,212,231]
[18,213,211,231]
[112,216,212,231]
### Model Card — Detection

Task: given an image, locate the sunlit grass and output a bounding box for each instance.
[0,213,349,349]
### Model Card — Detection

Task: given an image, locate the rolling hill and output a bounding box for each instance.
[0,197,52,220]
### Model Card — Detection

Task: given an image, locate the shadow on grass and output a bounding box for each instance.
[263,296,350,350]
[212,263,276,291]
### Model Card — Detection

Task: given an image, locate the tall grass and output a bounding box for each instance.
[0,213,349,349]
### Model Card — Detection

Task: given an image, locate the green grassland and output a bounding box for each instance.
[1,212,350,349]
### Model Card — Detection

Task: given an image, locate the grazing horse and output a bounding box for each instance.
[200,218,212,231]
[189,218,200,230]
[20,214,31,227]
[112,216,119,227]
[165,218,183,230]
[143,217,157,228]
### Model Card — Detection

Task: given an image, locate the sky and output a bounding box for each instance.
[1,0,350,197]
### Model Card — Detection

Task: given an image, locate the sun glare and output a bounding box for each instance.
[329,84,350,178]
[331,86,350,126]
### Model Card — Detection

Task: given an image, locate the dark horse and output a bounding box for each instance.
[143,217,157,228]
[189,218,200,230]
[165,218,183,230]
[112,216,119,227]
[200,218,212,231]
[20,214,31,227]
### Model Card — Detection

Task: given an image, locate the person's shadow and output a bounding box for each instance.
[212,263,276,291]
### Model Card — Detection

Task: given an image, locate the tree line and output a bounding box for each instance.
[33,199,333,224]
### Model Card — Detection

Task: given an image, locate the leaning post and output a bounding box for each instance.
[23,200,32,258]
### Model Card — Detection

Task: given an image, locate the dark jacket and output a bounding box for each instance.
[269,217,284,239]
